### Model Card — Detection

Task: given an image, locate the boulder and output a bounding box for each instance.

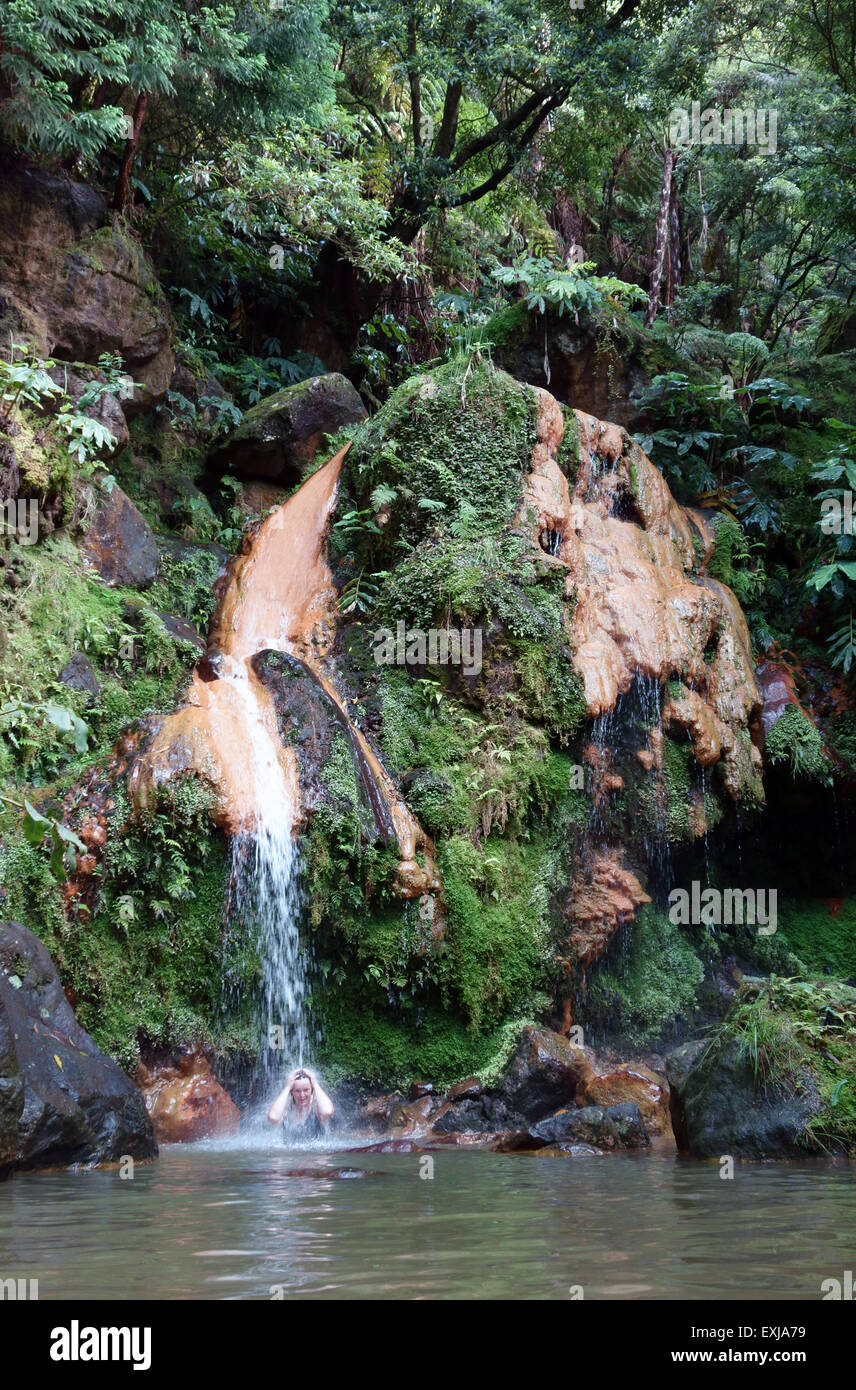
[581,1063,673,1139]
[666,1038,823,1158]
[154,533,230,580]
[156,612,206,652]
[0,921,156,1169]
[208,374,366,485]
[431,1093,526,1135]
[135,1046,239,1144]
[0,1004,24,1178]
[60,651,100,698]
[0,159,173,411]
[389,1094,449,1137]
[497,1026,599,1120]
[488,303,651,429]
[530,1101,649,1150]
[356,1091,402,1133]
[79,481,159,588]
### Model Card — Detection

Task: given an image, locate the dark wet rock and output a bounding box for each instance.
[489,305,651,429]
[0,159,173,411]
[536,1143,604,1157]
[431,1093,526,1135]
[608,1101,650,1147]
[496,1026,598,1120]
[196,649,222,683]
[666,1038,824,1158]
[156,612,205,652]
[409,1080,434,1100]
[208,373,366,485]
[0,439,20,502]
[355,1092,402,1133]
[60,651,100,698]
[447,1075,484,1102]
[254,650,340,814]
[530,1105,619,1149]
[581,1064,672,1139]
[79,481,159,589]
[0,921,156,1170]
[530,1101,648,1150]
[755,660,802,737]
[389,1094,449,1135]
[0,1002,24,1179]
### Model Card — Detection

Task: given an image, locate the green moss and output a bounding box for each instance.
[587,905,705,1047]
[556,404,580,480]
[1,411,75,514]
[343,357,536,557]
[0,777,237,1067]
[766,705,831,784]
[778,898,856,979]
[476,299,531,351]
[630,732,722,844]
[0,535,200,783]
[315,988,535,1087]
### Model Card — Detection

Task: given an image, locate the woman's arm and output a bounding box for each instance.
[312,1082,335,1123]
[267,1078,294,1124]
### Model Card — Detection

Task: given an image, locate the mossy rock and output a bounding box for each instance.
[668,977,856,1156]
[208,373,366,484]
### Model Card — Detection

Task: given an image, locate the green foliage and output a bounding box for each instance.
[0,535,199,782]
[0,776,239,1066]
[315,989,534,1088]
[765,706,831,784]
[708,514,765,606]
[587,906,705,1048]
[492,255,647,323]
[0,0,330,163]
[344,358,536,551]
[0,342,128,474]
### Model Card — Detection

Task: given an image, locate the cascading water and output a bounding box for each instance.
[220,657,307,1081]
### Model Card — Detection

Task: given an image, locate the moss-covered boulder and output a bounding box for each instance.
[668,977,856,1157]
[208,373,366,483]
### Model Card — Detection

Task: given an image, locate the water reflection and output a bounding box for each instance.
[0,1148,853,1300]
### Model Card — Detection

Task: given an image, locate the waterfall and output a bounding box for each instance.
[137,444,437,1111]
[220,657,307,1080]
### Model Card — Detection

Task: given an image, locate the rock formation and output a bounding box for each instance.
[0,921,156,1170]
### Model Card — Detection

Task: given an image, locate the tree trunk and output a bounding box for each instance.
[644,146,675,328]
[113,90,148,215]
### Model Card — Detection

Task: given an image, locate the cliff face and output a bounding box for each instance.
[520,389,763,804]
[122,361,765,1074]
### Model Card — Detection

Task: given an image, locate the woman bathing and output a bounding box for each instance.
[267,1067,335,1140]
